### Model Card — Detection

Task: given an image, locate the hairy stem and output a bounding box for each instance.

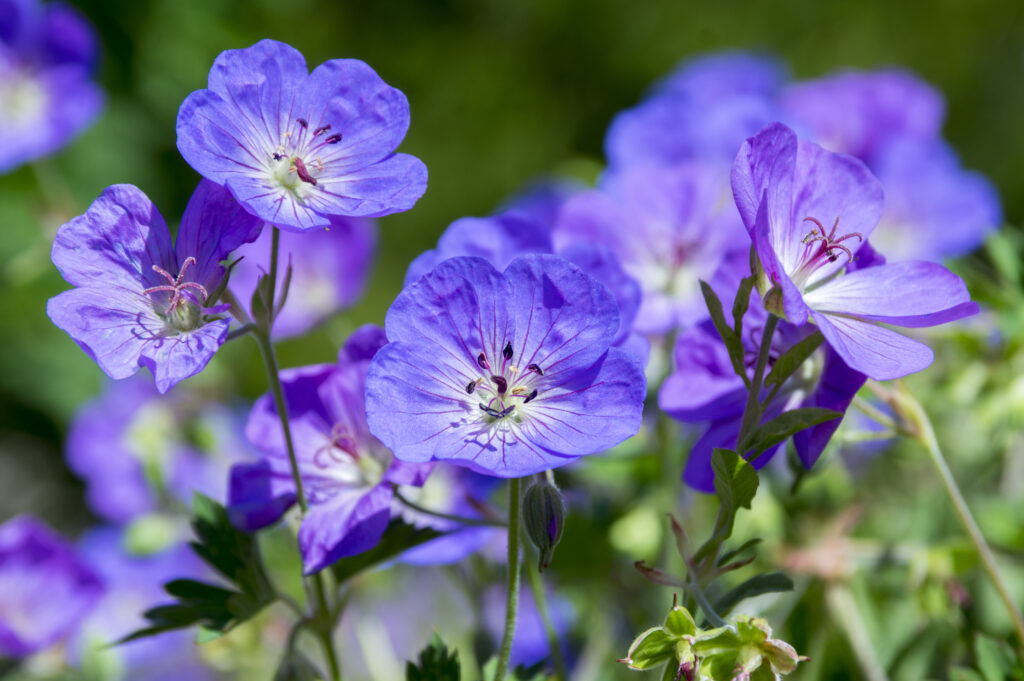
[525,555,568,680]
[893,386,1024,650]
[493,478,523,681]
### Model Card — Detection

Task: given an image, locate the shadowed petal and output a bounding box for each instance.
[138,318,230,393]
[811,309,934,380]
[310,152,427,219]
[298,483,393,574]
[793,347,866,468]
[227,460,297,531]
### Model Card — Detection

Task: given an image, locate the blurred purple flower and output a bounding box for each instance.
[66,375,254,524]
[554,162,744,335]
[229,325,432,574]
[366,254,646,478]
[484,581,573,669]
[231,215,377,337]
[177,39,426,232]
[732,122,977,380]
[0,516,103,658]
[47,181,263,393]
[73,528,214,681]
[0,0,103,171]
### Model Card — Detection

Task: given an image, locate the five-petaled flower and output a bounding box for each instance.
[732,122,978,380]
[47,181,262,393]
[228,325,433,574]
[365,254,647,478]
[177,39,427,232]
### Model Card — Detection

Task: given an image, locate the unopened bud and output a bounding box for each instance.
[522,478,565,572]
[250,273,274,328]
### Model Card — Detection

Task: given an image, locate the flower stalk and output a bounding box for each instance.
[493,477,523,681]
[525,551,568,680]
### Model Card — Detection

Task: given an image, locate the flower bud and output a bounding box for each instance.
[522,478,566,572]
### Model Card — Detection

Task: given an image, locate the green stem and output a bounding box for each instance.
[493,478,523,681]
[736,314,779,448]
[524,556,567,681]
[393,487,507,527]
[894,387,1024,650]
[825,583,890,681]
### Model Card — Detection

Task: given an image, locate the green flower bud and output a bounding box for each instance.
[522,478,566,572]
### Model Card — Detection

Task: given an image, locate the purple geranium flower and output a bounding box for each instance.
[0,0,103,171]
[177,39,427,231]
[366,254,646,478]
[656,51,787,105]
[660,294,866,491]
[47,181,263,393]
[553,162,744,335]
[228,325,432,574]
[0,516,104,658]
[73,528,215,681]
[66,376,253,524]
[230,214,377,337]
[732,122,978,380]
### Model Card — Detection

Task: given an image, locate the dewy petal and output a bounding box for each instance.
[138,318,230,393]
[175,179,264,291]
[505,254,619,381]
[310,152,428,219]
[298,483,393,574]
[810,309,934,381]
[50,184,174,291]
[804,261,978,328]
[793,347,866,469]
[292,58,411,174]
[46,287,159,381]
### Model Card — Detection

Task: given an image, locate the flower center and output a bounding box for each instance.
[312,423,387,487]
[468,341,545,423]
[266,117,343,199]
[143,256,208,331]
[792,216,863,288]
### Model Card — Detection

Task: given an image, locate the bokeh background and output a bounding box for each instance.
[1,1,1023,678]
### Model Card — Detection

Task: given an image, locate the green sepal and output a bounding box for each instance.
[700,280,749,385]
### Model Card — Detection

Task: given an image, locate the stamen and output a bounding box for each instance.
[325,133,342,144]
[313,124,331,136]
[528,363,544,376]
[272,152,286,161]
[296,117,308,129]
[491,375,508,395]
[477,353,490,370]
[479,404,516,419]
[503,341,513,361]
[523,389,539,403]
[293,157,318,186]
[511,386,528,396]
[466,380,477,394]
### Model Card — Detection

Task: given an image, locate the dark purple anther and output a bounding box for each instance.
[272,152,285,161]
[466,380,476,394]
[499,405,516,417]
[293,157,318,186]
[528,363,543,376]
[523,389,538,403]
[502,341,513,361]
[313,124,331,136]
[477,352,489,370]
[325,133,342,144]
[491,375,507,394]
[296,117,308,129]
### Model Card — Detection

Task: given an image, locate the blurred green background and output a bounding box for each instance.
[1,0,1022,535]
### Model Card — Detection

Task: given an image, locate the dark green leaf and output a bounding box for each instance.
[732,276,756,338]
[331,520,443,584]
[407,634,460,681]
[741,408,841,456]
[712,572,794,616]
[763,332,824,390]
[512,660,548,680]
[711,449,759,515]
[700,280,748,384]
[716,538,762,567]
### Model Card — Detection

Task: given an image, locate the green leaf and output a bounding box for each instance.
[950,669,986,681]
[276,649,324,681]
[762,332,823,390]
[732,276,756,338]
[741,408,841,456]
[663,606,697,637]
[624,627,676,670]
[512,661,548,680]
[716,538,762,567]
[974,633,1022,681]
[331,520,443,584]
[712,572,795,616]
[700,280,748,384]
[407,634,460,681]
[711,449,759,514]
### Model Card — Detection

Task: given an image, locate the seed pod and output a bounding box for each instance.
[522,478,566,572]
